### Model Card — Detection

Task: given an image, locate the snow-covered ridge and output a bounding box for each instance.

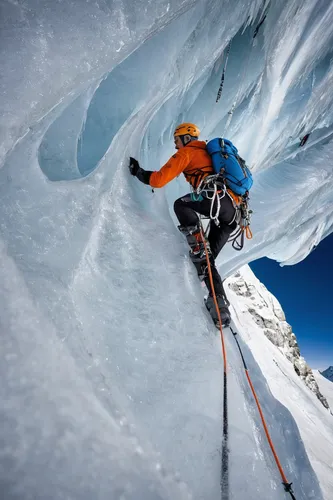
[314,370,333,412]
[225,265,333,499]
[226,265,330,410]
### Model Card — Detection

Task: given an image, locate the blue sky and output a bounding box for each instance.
[250,233,333,371]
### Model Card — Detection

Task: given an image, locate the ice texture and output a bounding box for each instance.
[1,0,332,499]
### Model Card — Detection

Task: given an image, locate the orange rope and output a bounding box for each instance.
[200,227,227,372]
[200,225,295,498]
[245,226,252,239]
[230,326,296,496]
[244,370,290,484]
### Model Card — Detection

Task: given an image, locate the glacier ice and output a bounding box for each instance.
[1,0,332,498]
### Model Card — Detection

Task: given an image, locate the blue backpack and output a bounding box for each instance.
[206,138,253,196]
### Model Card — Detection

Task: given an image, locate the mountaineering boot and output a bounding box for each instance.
[178,224,211,262]
[205,294,231,328]
[189,235,211,262]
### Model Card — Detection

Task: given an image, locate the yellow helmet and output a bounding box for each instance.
[174,122,200,138]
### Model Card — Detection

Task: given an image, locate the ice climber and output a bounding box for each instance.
[129,122,239,327]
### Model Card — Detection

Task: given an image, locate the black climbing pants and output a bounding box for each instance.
[174,192,237,298]
[174,192,237,258]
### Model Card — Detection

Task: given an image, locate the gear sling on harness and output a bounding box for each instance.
[193,176,252,251]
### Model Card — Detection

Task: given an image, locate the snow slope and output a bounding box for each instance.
[314,370,333,410]
[1,1,333,499]
[226,266,333,499]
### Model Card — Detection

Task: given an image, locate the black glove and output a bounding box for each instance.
[129,156,153,186]
[129,157,140,176]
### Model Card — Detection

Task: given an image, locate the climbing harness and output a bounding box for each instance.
[199,221,229,499]
[194,174,227,226]
[216,40,232,103]
[193,174,253,250]
[227,193,253,251]
[230,326,297,500]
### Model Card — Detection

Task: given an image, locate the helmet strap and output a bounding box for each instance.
[181,134,194,146]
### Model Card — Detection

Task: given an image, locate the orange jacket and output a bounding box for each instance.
[149,141,213,189]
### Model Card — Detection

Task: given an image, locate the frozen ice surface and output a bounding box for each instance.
[1,0,332,498]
